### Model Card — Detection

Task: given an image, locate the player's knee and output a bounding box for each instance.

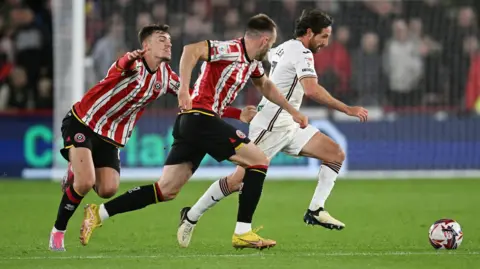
[335,146,346,163]
[96,185,118,198]
[159,189,179,201]
[74,175,96,193]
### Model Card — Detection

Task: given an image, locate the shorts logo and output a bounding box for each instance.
[236,130,246,139]
[74,133,86,143]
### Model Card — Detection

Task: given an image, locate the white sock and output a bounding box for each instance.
[187,177,232,222]
[308,163,340,211]
[52,227,65,233]
[234,222,252,234]
[98,203,110,221]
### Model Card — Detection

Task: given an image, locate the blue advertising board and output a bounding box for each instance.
[1,113,479,178]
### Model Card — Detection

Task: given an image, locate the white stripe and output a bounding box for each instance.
[219,63,247,114]
[212,62,236,112]
[82,76,136,124]
[161,63,169,95]
[110,71,156,142]
[121,110,139,145]
[231,63,258,111]
[3,251,479,260]
[94,68,148,135]
[122,110,140,145]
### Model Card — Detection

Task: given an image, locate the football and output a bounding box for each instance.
[428,219,464,249]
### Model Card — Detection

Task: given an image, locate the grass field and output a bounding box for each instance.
[0,179,479,269]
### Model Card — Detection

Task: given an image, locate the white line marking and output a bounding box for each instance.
[2,251,479,260]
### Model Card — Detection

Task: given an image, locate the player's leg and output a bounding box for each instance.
[285,125,345,230]
[49,114,96,251]
[228,142,278,249]
[61,162,74,192]
[90,142,121,198]
[182,126,284,225]
[177,166,245,247]
[79,115,205,245]
[80,159,198,246]
[186,166,245,223]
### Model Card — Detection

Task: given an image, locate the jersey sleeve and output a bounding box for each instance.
[167,68,181,95]
[293,50,317,80]
[222,107,241,120]
[207,40,239,62]
[251,62,265,78]
[115,53,136,72]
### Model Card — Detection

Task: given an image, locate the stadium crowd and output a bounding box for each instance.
[1,0,480,112]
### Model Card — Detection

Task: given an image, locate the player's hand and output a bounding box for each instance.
[127,49,146,61]
[345,106,368,122]
[240,105,257,123]
[292,111,308,129]
[178,88,192,111]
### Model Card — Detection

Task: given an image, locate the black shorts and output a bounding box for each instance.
[164,110,250,173]
[59,110,121,173]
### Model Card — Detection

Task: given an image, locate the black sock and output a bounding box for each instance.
[54,185,84,231]
[237,165,268,223]
[104,182,163,217]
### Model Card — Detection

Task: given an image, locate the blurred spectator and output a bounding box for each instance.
[444,7,478,106]
[351,32,384,106]
[91,14,127,81]
[1,66,31,110]
[383,19,424,107]
[223,9,243,39]
[10,5,51,102]
[36,76,52,109]
[151,1,167,23]
[464,36,480,112]
[314,25,352,102]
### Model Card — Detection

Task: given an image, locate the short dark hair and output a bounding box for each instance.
[245,14,277,36]
[294,9,333,38]
[138,24,170,45]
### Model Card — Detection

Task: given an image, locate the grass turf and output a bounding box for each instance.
[0,179,479,268]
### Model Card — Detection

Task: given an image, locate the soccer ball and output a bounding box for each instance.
[428,219,463,250]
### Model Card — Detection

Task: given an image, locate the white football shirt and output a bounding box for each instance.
[250,39,317,132]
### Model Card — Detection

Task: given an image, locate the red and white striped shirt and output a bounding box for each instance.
[192,38,265,116]
[73,55,180,146]
[72,54,242,147]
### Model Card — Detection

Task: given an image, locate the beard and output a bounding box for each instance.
[255,47,269,61]
[159,56,171,62]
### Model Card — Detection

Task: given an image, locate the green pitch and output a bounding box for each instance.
[0,179,479,269]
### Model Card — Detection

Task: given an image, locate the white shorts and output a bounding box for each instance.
[248,124,319,159]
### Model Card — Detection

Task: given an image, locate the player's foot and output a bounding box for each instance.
[79,204,102,246]
[177,207,197,248]
[61,162,74,192]
[49,230,65,251]
[303,208,345,230]
[232,226,276,250]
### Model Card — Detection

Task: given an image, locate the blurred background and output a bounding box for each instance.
[0,0,479,180]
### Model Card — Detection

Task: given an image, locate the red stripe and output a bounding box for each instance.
[75,74,125,120]
[154,182,164,201]
[66,187,81,204]
[222,66,249,115]
[248,165,269,170]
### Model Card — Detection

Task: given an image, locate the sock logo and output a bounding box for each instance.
[128,186,140,193]
[211,196,220,202]
[64,204,76,211]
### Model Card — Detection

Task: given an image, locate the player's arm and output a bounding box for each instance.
[178,41,209,110]
[222,106,257,123]
[116,49,145,71]
[300,78,368,122]
[251,75,308,128]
